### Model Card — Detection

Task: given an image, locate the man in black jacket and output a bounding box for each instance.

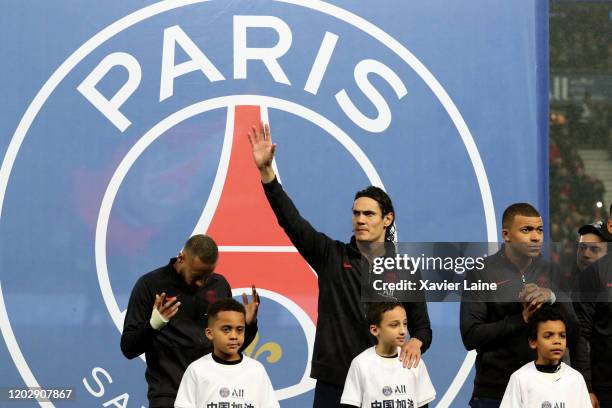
[247,123,432,407]
[576,222,610,273]
[120,234,259,408]
[460,203,578,408]
[573,205,612,408]
[574,254,612,408]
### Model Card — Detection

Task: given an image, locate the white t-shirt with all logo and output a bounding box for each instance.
[174,353,279,408]
[341,346,436,408]
[500,361,591,408]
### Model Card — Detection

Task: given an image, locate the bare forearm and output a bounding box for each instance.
[259,165,275,184]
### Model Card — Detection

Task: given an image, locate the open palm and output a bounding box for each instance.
[247,122,276,170]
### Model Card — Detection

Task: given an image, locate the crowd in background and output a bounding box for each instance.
[550,29,612,71]
[550,3,612,71]
[550,116,606,245]
[549,1,611,244]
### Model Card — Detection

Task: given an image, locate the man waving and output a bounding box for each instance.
[248,122,432,407]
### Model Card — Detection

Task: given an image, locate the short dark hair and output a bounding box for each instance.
[502,203,541,229]
[527,306,566,341]
[609,203,612,220]
[366,301,404,326]
[354,186,395,242]
[184,234,218,264]
[207,298,245,327]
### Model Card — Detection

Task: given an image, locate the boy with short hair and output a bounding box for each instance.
[500,306,590,408]
[174,298,279,408]
[340,302,436,407]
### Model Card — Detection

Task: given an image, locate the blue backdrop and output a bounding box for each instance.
[0,1,548,407]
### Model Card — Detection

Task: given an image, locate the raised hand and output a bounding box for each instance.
[150,292,180,330]
[242,285,260,325]
[247,121,276,183]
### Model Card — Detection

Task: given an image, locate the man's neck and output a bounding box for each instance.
[356,240,386,262]
[504,247,533,273]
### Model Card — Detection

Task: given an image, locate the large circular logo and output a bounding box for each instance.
[0,1,496,406]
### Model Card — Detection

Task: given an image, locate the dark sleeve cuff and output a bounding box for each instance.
[262,176,280,190]
[411,330,432,353]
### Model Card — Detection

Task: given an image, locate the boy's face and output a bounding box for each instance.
[205,311,245,360]
[529,320,566,365]
[370,306,407,348]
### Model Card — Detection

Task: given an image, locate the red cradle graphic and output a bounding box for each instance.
[205,105,318,324]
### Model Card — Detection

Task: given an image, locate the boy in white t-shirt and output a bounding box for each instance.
[175,298,279,408]
[341,302,436,408]
[500,306,591,408]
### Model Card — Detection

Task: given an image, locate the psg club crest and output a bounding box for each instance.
[0,1,503,406]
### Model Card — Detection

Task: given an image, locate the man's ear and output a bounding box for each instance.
[502,228,510,242]
[369,325,379,337]
[383,212,394,228]
[205,327,213,340]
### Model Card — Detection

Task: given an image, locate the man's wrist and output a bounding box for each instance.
[150,308,169,330]
[408,337,423,348]
[259,166,275,184]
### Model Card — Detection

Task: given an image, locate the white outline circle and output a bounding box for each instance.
[0,1,497,406]
[95,95,387,399]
